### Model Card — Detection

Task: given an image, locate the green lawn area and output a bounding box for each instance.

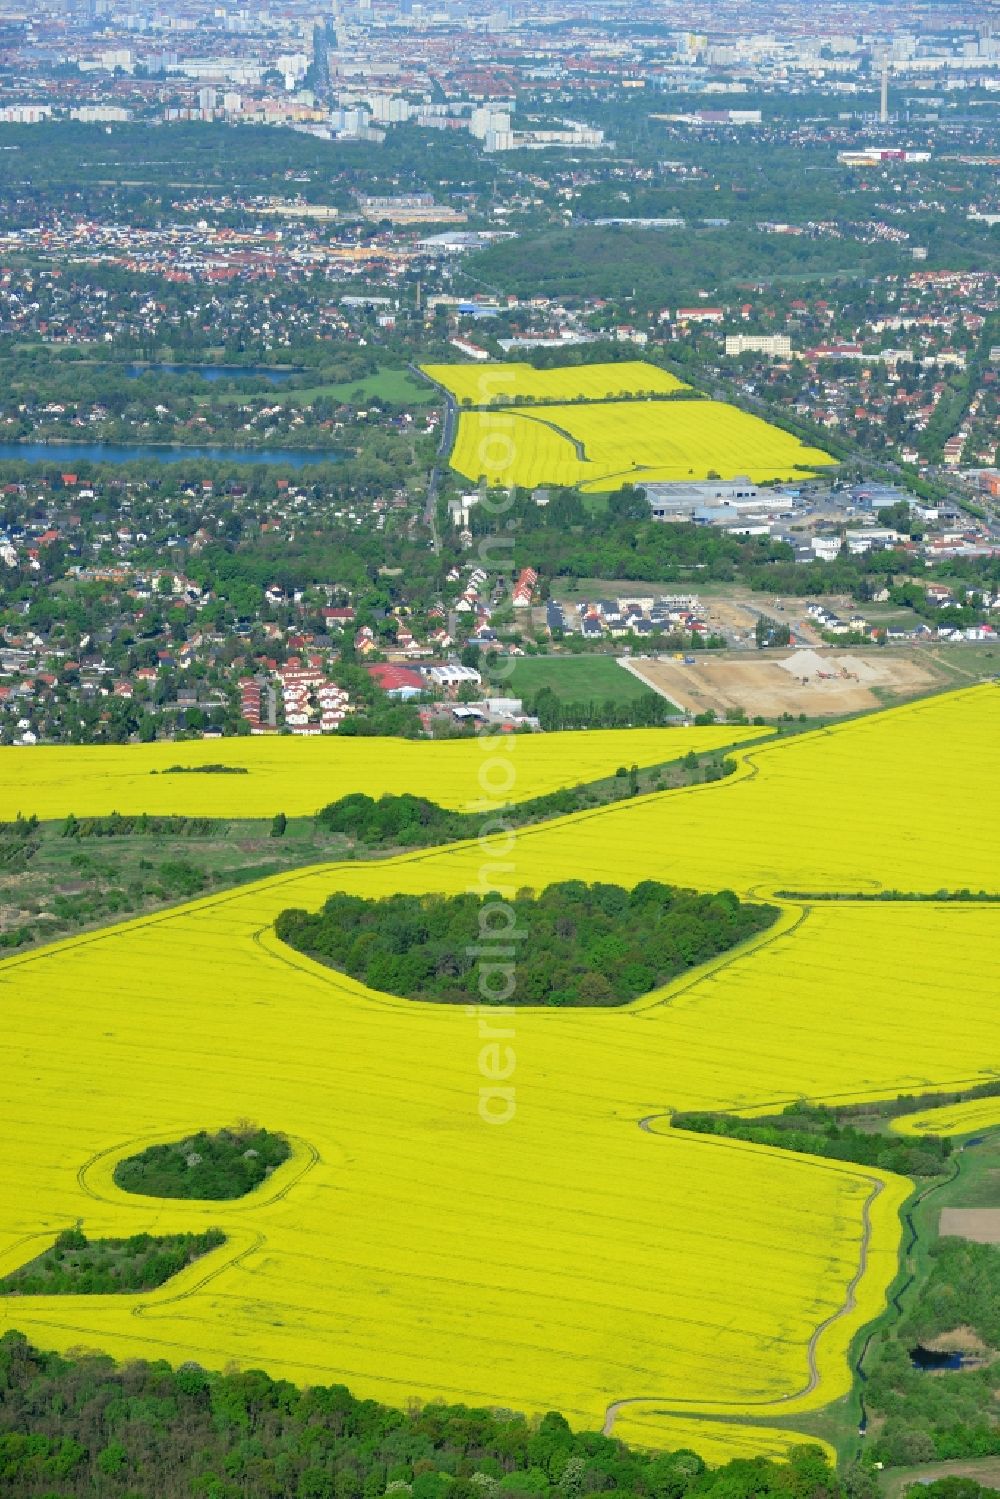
[209,366,432,408]
[922,643,1000,684]
[506,656,669,706]
[284,368,432,407]
[580,494,611,516]
[861,605,924,630]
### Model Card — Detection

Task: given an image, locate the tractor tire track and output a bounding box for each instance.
[603,1126,886,1438]
[77,1132,319,1209]
[131,1230,267,1315]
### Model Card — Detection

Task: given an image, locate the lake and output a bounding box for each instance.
[909,1345,966,1371]
[126,364,299,384]
[0,441,341,469]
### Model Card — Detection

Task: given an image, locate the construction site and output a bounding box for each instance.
[624,648,950,718]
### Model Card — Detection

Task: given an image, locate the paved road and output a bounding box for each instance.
[412,362,454,555]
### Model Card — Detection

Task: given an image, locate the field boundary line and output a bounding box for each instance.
[252,896,803,1021]
[617,654,689,712]
[77,1131,321,1211]
[602,1143,895,1435]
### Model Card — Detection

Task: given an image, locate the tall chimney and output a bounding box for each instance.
[880,59,889,124]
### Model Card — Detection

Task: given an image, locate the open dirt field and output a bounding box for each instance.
[923,1326,992,1356]
[939,1209,1000,1245]
[626,650,945,717]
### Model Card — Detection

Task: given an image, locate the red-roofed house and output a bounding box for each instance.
[367,664,426,700]
[512,566,538,608]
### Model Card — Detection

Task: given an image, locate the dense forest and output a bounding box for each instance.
[275,882,778,1006]
[313,762,712,850]
[0,1329,855,1499]
[0,1228,224,1297]
[114,1128,290,1201]
[466,226,908,313]
[316,788,609,849]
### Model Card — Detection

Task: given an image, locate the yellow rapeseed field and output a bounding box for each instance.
[608,1411,835,1465]
[448,401,833,490]
[0,724,759,821]
[512,685,1000,895]
[450,410,584,488]
[427,356,833,490]
[0,884,926,1427]
[0,686,997,1457]
[420,360,688,406]
[567,401,835,491]
[892,1097,1000,1138]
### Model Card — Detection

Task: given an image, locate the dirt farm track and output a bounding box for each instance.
[625,648,952,717]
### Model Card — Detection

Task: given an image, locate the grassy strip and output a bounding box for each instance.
[504,655,665,706]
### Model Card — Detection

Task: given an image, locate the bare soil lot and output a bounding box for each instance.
[939,1208,1000,1245]
[627,649,945,717]
[923,1326,992,1356]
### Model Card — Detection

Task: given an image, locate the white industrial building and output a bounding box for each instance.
[645,478,763,520]
[725,333,793,358]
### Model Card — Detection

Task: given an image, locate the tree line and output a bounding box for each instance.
[314,766,672,850]
[0,1328,847,1499]
[61,813,220,839]
[671,1102,952,1178]
[0,1229,224,1299]
[316,788,593,849]
[522,687,680,732]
